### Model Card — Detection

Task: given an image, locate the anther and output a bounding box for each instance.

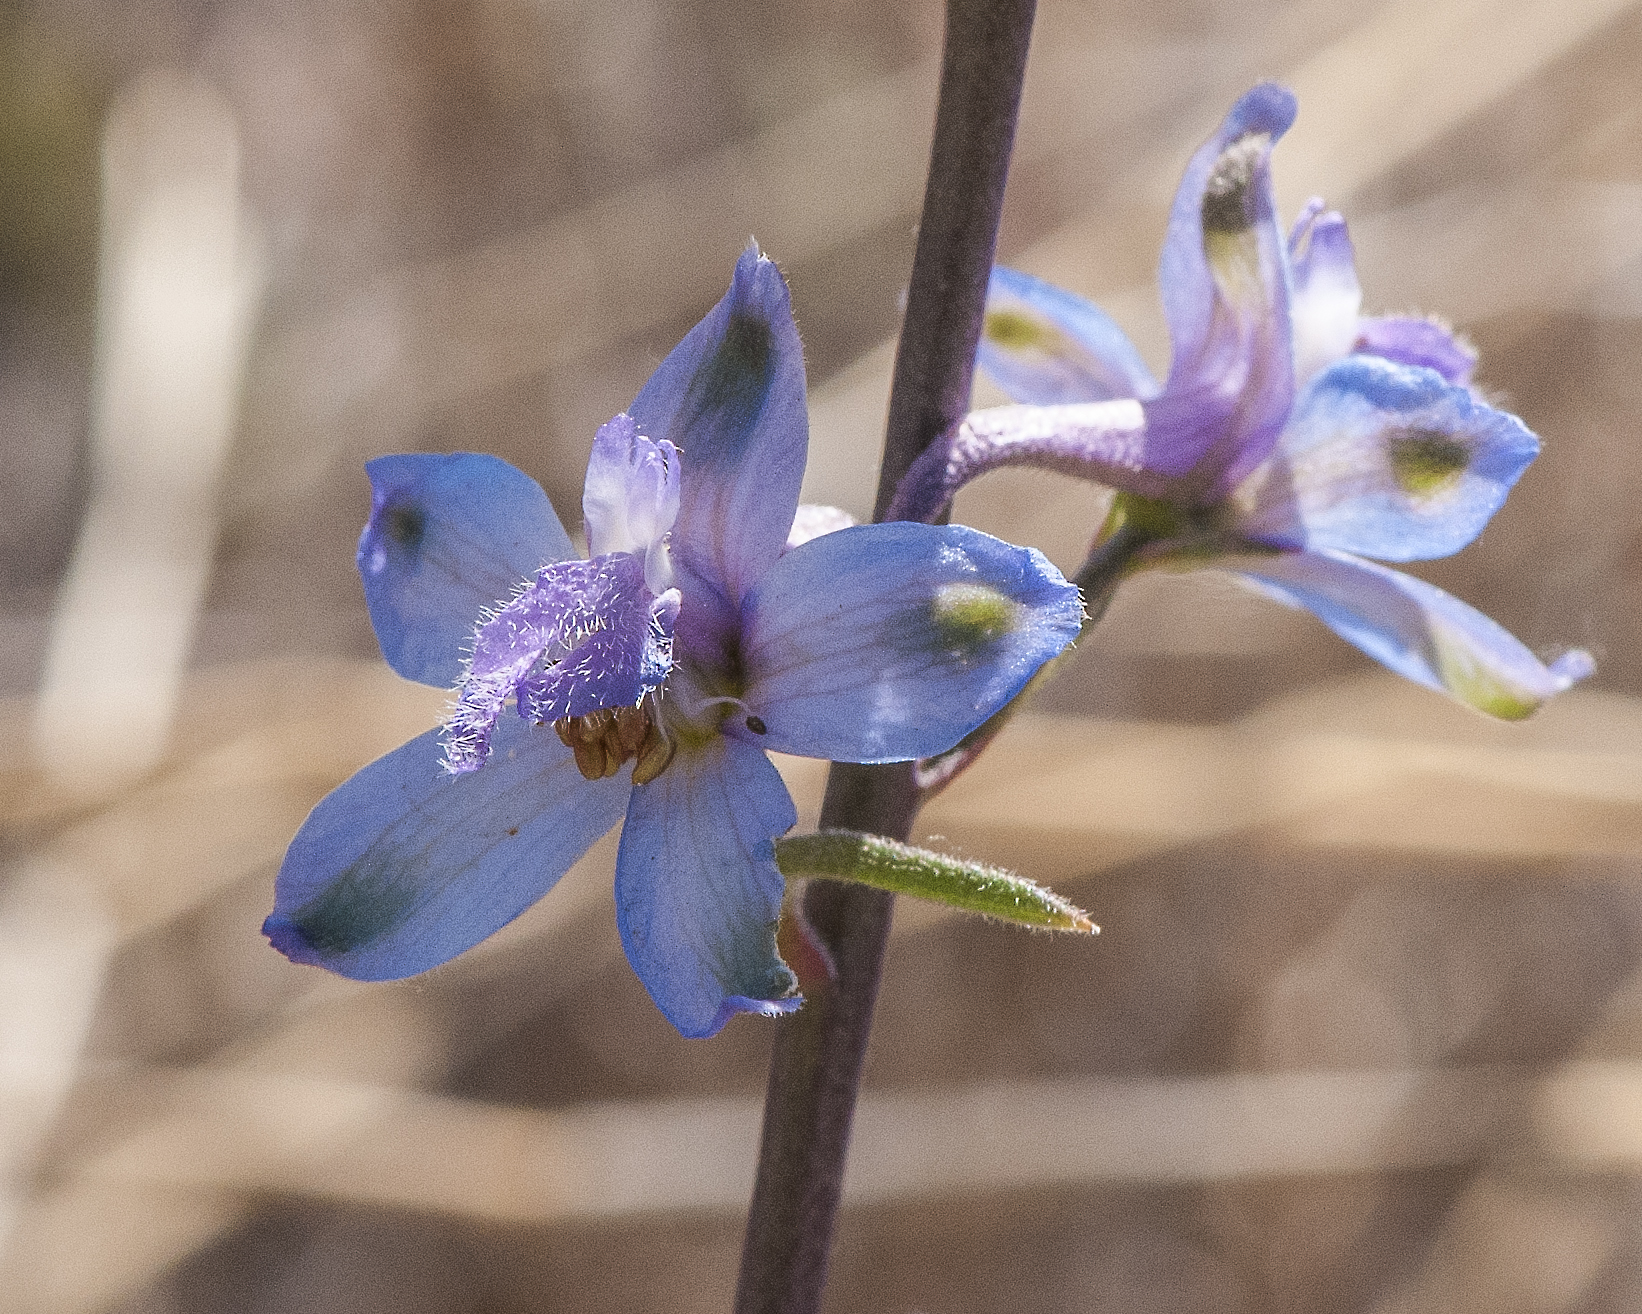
[555,702,675,784]
[631,720,676,786]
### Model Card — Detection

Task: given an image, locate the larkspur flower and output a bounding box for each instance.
[890,83,1592,718]
[265,249,1084,1037]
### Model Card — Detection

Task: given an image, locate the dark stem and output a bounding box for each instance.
[733,2,1038,1311]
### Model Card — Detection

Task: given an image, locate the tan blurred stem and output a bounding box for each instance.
[31,72,262,793]
[733,2,1038,1311]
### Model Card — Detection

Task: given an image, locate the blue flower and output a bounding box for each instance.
[265,248,1084,1037]
[891,84,1591,719]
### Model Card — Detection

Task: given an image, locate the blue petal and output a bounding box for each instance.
[442,552,677,773]
[1288,199,1363,386]
[885,400,1159,524]
[266,716,632,980]
[1232,356,1539,562]
[1153,84,1298,496]
[1225,548,1593,719]
[614,736,800,1038]
[1356,315,1476,385]
[630,246,808,615]
[979,266,1159,404]
[358,454,574,687]
[736,523,1085,762]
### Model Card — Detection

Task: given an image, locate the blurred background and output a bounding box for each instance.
[3,0,1642,1309]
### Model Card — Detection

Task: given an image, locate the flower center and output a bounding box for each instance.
[555,699,676,784]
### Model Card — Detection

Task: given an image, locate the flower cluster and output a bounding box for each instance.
[891,83,1591,718]
[266,248,1083,1037]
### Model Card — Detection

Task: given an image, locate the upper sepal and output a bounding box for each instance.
[1154,82,1298,496]
[886,400,1155,524]
[631,244,808,613]
[358,453,575,687]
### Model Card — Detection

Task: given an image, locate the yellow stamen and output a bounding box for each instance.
[555,702,676,784]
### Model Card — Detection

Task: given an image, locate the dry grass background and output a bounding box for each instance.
[4,0,1642,1309]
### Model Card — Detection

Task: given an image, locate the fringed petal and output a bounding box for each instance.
[1356,315,1477,385]
[442,553,675,772]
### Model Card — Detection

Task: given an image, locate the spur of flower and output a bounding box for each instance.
[890,83,1591,718]
[265,248,1084,1037]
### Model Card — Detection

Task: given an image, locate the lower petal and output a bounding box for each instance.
[614,736,800,1038]
[1224,548,1593,718]
[443,553,676,773]
[266,716,632,980]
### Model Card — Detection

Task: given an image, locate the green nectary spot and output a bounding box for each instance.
[384,500,426,552]
[1456,676,1537,721]
[290,857,420,956]
[688,311,773,437]
[1391,429,1471,498]
[983,308,1056,352]
[1433,626,1538,720]
[929,582,1021,657]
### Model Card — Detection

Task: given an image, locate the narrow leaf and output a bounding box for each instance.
[774,831,1097,934]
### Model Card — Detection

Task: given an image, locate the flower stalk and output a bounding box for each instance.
[733,0,1039,1309]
